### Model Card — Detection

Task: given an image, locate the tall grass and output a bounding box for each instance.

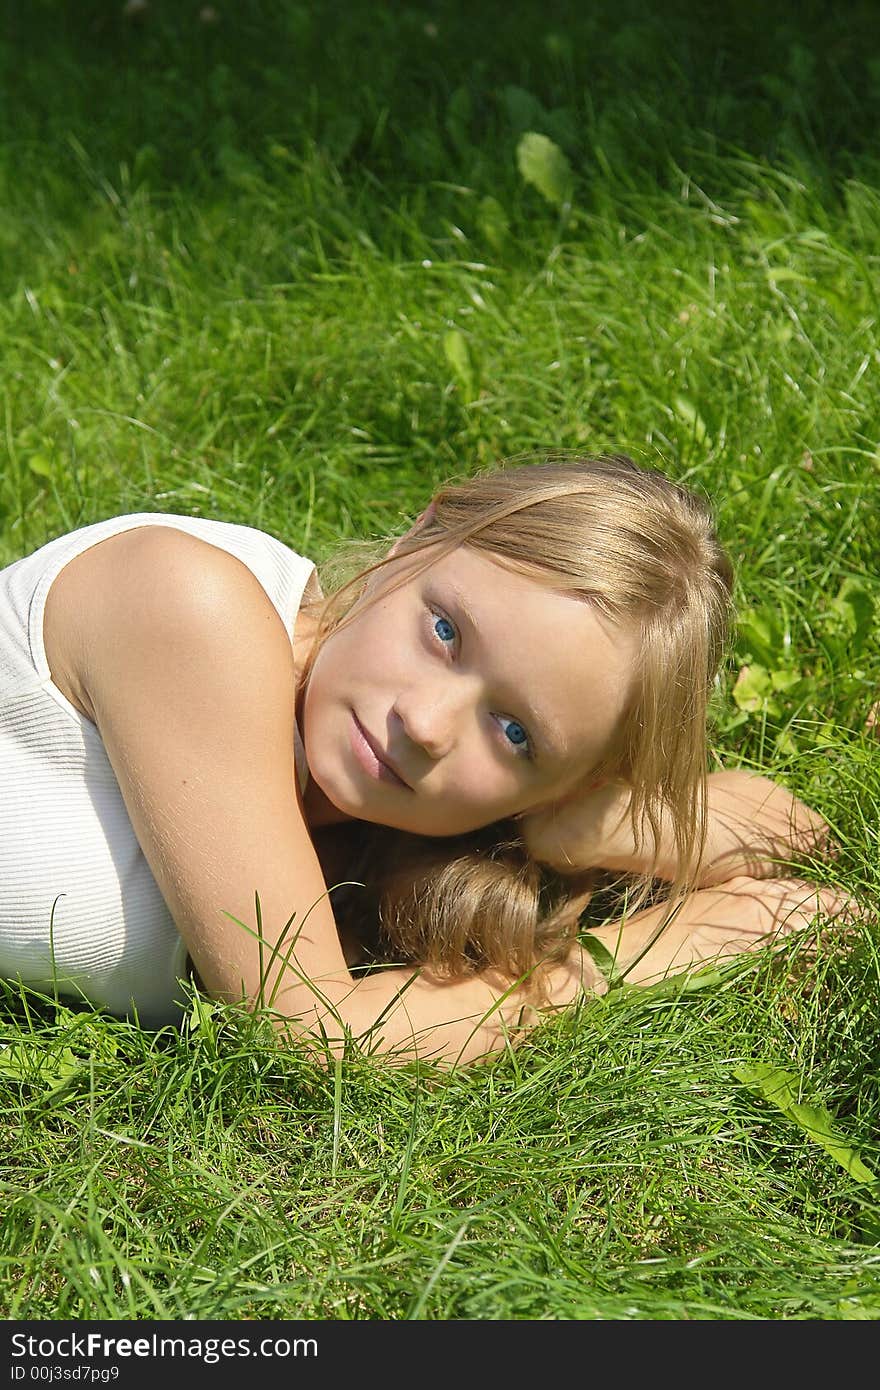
[1,1,879,1320]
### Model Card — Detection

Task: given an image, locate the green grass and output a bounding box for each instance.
[1,0,879,1320]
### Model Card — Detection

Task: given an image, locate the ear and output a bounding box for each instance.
[386,499,437,559]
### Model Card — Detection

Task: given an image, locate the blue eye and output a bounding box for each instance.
[499,717,529,751]
[433,615,456,645]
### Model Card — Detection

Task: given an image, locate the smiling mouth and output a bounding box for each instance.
[350,714,412,789]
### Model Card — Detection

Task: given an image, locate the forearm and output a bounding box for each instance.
[272,871,852,1061]
[269,946,600,1066]
[584,874,853,986]
[530,771,832,887]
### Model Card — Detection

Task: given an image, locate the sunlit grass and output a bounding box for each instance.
[1,0,879,1321]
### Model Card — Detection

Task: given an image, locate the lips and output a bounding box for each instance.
[350,714,412,789]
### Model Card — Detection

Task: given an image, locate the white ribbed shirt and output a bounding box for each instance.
[0,513,318,1027]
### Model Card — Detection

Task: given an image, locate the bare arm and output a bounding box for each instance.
[268,948,596,1065]
[582,875,853,987]
[54,526,597,1066]
[522,770,833,887]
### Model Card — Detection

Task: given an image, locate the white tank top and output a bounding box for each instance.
[0,513,319,1027]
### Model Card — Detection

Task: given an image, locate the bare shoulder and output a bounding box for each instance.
[44,524,289,722]
[43,522,349,1010]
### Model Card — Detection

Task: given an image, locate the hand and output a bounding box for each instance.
[521,779,633,874]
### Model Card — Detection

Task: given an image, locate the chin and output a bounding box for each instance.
[374,808,507,840]
[307,767,509,843]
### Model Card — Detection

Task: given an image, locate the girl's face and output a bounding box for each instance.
[299,545,638,837]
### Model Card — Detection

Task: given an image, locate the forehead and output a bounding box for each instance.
[389,544,638,778]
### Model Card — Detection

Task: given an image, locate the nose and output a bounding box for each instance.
[391,683,465,760]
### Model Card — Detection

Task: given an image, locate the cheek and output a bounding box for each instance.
[326,611,403,680]
[307,624,369,699]
[299,622,394,752]
[300,643,346,756]
[448,751,525,809]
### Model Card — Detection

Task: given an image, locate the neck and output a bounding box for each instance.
[301,773,353,829]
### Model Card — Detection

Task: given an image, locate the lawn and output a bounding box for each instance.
[1,0,879,1320]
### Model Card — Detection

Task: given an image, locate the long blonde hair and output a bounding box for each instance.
[306,454,734,989]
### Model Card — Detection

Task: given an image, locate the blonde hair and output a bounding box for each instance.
[306,454,734,991]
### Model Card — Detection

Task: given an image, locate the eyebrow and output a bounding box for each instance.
[443,583,562,762]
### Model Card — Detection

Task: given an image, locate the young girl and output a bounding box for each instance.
[0,455,842,1063]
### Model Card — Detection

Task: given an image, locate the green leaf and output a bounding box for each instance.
[737,608,786,666]
[516,132,573,209]
[730,660,802,712]
[731,664,780,716]
[0,1042,81,1094]
[829,577,875,655]
[788,1103,876,1184]
[673,396,709,444]
[734,1062,799,1111]
[27,452,54,479]
[770,667,802,692]
[476,195,509,252]
[0,1042,32,1083]
[837,1297,880,1320]
[187,990,220,1040]
[581,932,623,988]
[612,960,738,1006]
[503,86,547,135]
[442,329,475,399]
[734,1063,876,1186]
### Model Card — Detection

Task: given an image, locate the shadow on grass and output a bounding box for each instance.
[3,0,880,204]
